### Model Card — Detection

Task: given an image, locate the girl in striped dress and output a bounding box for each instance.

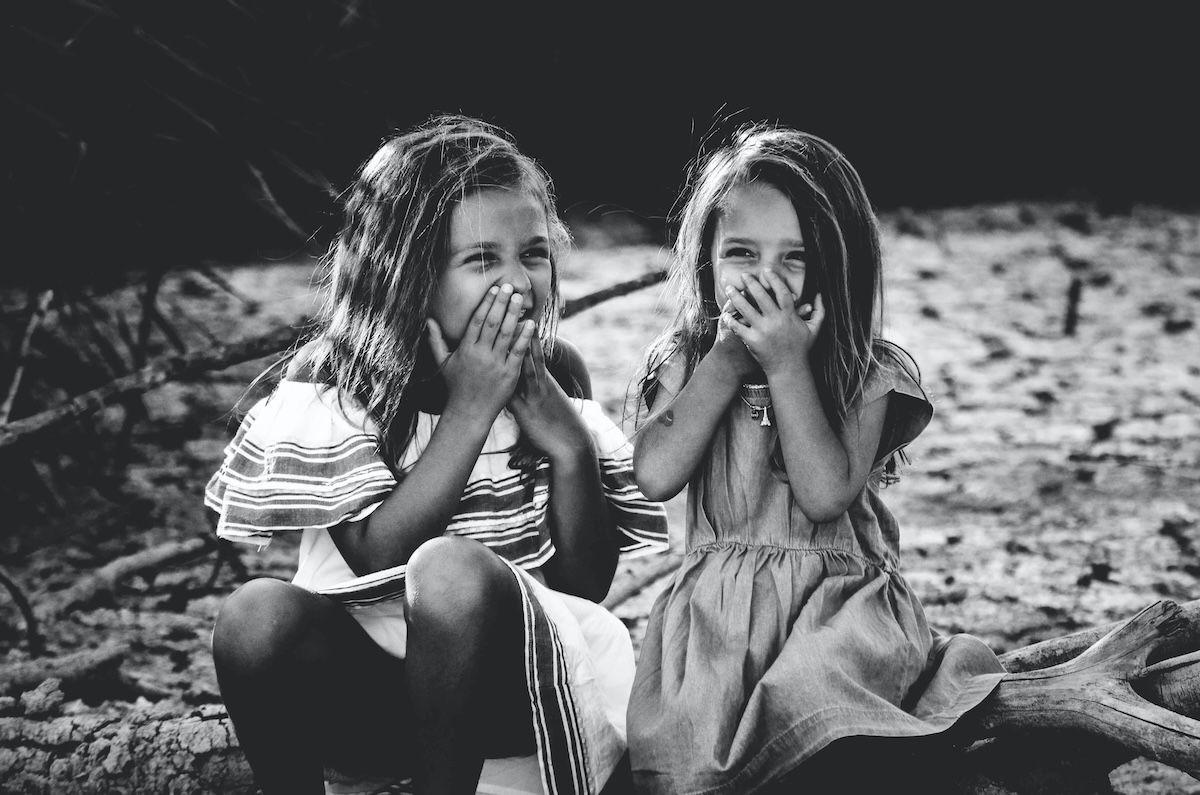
[206,115,669,795]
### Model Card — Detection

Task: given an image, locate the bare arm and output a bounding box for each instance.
[632,319,759,502]
[727,272,888,523]
[329,286,535,575]
[767,363,889,523]
[511,339,617,602]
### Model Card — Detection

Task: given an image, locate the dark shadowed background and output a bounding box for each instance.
[4,2,1198,285]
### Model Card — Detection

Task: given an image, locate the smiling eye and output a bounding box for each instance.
[464,252,499,271]
[522,246,551,262]
[783,250,807,267]
[723,247,754,259]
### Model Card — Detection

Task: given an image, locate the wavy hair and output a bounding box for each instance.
[636,122,920,478]
[294,115,570,463]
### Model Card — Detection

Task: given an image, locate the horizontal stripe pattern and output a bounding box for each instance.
[206,382,669,606]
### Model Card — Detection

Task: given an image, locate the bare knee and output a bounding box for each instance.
[404,537,512,629]
[212,577,321,679]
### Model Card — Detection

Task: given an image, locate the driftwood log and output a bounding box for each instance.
[2,598,1199,794]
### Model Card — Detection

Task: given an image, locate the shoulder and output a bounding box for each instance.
[548,336,592,399]
[863,342,927,407]
[282,339,328,384]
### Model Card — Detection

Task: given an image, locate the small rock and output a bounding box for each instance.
[1091,418,1120,442]
[1164,316,1193,334]
[20,677,65,718]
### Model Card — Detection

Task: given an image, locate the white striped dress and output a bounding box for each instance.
[205,379,670,794]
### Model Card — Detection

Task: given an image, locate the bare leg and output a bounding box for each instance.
[404,537,534,795]
[212,578,415,794]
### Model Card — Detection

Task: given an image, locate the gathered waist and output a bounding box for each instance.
[685,539,895,573]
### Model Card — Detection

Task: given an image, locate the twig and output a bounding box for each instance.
[148,302,188,354]
[134,272,164,368]
[37,536,215,621]
[195,265,259,308]
[0,289,54,424]
[161,295,222,347]
[0,566,45,657]
[246,159,309,241]
[562,269,668,318]
[0,322,302,450]
[0,643,125,696]
[71,289,135,374]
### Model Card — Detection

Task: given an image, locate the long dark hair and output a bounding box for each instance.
[636,122,921,478]
[295,115,570,463]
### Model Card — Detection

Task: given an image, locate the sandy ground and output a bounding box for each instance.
[2,201,1198,792]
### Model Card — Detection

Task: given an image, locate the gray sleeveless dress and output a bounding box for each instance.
[627,357,1006,794]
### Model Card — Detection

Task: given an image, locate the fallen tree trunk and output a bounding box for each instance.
[0,704,254,794]
[2,600,1198,793]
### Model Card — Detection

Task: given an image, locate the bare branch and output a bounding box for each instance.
[562,269,667,318]
[36,537,215,622]
[0,290,54,424]
[0,323,302,450]
[0,643,124,696]
[0,566,44,657]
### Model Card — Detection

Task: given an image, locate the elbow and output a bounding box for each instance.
[632,449,680,502]
[634,470,682,503]
[796,495,852,525]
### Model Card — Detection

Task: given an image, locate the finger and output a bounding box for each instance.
[508,319,536,365]
[426,319,450,365]
[720,310,750,333]
[741,273,780,312]
[807,293,826,330]
[760,271,792,311]
[528,335,547,387]
[496,290,524,348]
[482,283,515,346]
[468,286,501,344]
[723,284,759,321]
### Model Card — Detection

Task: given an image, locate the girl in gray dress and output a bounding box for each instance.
[626,124,1006,794]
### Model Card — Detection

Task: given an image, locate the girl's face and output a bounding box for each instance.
[431,187,553,346]
[710,180,808,305]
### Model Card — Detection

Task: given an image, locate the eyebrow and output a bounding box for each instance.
[452,235,550,257]
[718,236,806,249]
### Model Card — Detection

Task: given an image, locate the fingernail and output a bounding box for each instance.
[510,292,523,303]
[500,283,513,294]
[489,286,499,295]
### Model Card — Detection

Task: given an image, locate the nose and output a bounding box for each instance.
[504,257,534,295]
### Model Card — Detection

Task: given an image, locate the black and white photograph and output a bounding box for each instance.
[2,4,1198,793]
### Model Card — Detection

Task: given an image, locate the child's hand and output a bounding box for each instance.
[724,271,825,375]
[427,285,536,419]
[508,340,591,461]
[710,300,760,381]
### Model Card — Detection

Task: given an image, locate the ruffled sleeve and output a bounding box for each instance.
[861,352,933,470]
[575,398,670,557]
[204,381,397,548]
